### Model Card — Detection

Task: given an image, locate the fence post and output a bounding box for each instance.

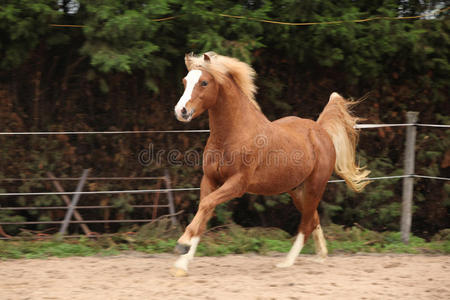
[48,172,91,235]
[401,112,419,244]
[164,169,178,227]
[58,169,90,237]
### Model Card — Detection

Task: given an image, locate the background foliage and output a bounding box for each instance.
[0,0,448,238]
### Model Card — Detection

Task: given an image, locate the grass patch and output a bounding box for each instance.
[0,239,120,259]
[0,223,448,260]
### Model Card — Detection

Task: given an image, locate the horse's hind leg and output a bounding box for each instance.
[312,220,327,259]
[276,177,329,268]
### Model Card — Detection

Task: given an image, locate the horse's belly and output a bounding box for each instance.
[247,164,311,195]
[247,182,298,195]
[246,139,316,195]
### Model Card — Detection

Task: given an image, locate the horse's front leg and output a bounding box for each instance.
[172,174,246,276]
[171,175,216,276]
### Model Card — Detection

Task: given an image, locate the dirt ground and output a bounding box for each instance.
[0,253,449,300]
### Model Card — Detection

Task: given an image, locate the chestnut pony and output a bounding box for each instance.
[172,52,370,276]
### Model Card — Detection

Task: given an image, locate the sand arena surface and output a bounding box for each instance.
[0,253,449,300]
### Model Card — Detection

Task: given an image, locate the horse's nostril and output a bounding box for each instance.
[181,107,187,115]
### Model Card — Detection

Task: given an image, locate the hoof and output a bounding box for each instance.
[170,267,188,277]
[310,256,326,264]
[174,243,191,255]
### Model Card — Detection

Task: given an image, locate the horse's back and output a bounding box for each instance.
[272,116,331,146]
[272,115,336,181]
[273,116,317,133]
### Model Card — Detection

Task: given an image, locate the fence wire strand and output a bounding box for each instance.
[0,123,448,136]
[0,176,165,182]
[0,187,200,197]
[0,174,448,197]
[0,129,211,135]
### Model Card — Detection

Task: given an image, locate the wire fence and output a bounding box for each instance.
[0,122,448,197]
[0,121,448,239]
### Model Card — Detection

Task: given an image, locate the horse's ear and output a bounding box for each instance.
[203,53,211,63]
[185,52,194,70]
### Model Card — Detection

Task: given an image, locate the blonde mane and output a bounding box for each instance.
[185,52,260,110]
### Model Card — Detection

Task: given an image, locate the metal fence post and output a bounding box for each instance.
[58,169,90,236]
[164,169,178,227]
[401,112,419,244]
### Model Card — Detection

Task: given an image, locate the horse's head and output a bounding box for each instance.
[174,53,219,122]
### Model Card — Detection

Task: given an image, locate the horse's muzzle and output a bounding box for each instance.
[175,107,194,122]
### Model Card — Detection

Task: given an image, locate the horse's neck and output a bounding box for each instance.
[208,80,268,145]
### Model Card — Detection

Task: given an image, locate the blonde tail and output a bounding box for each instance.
[317,92,371,192]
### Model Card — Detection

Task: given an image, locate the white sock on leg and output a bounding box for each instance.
[276,233,304,268]
[174,236,200,273]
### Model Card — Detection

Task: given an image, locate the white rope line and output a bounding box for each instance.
[413,174,450,181]
[415,124,450,128]
[0,129,211,135]
[327,174,411,183]
[0,174,447,196]
[0,176,166,182]
[0,123,448,135]
[355,123,450,129]
[355,124,414,128]
[0,187,200,197]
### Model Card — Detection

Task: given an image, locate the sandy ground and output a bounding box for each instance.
[0,253,449,300]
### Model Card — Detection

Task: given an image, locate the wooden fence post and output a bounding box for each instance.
[58,169,90,237]
[401,111,419,244]
[47,172,91,235]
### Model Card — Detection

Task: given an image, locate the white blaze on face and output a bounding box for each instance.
[175,70,202,120]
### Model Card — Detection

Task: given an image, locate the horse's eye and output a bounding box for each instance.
[200,81,208,87]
